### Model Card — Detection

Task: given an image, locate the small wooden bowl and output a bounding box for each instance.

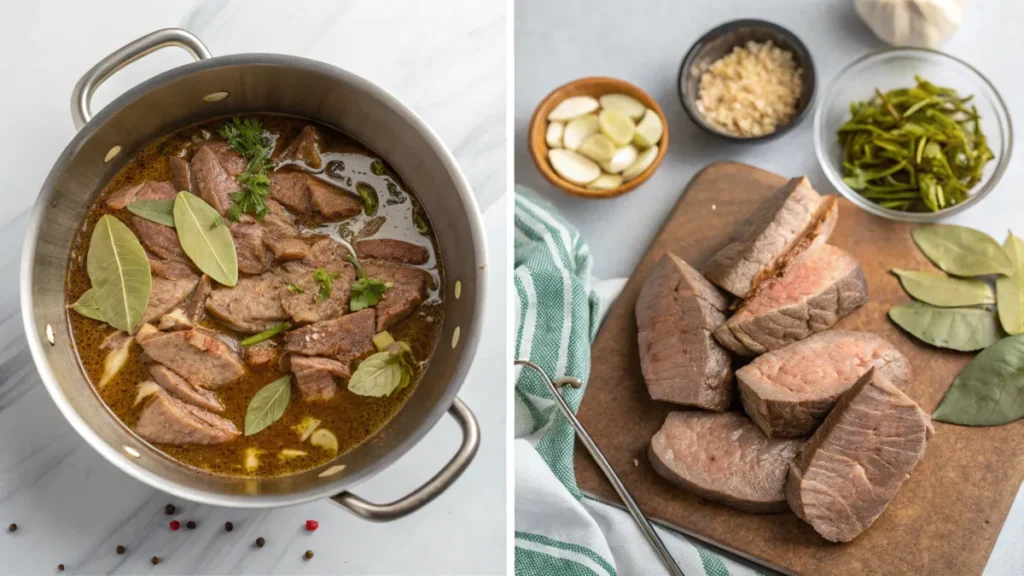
[528,77,669,199]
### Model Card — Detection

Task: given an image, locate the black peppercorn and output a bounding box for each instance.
[304,550,314,560]
[186,521,196,530]
[151,557,160,566]
[7,523,15,532]
[116,545,125,555]
[255,537,265,548]
[224,521,233,532]
[164,504,175,515]
[57,564,64,572]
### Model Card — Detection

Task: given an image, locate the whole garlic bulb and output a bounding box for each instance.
[854,0,964,48]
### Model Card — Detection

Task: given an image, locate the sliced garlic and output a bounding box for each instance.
[134,381,161,406]
[372,331,395,352]
[599,93,646,120]
[633,109,664,149]
[279,448,308,460]
[244,447,264,472]
[587,174,624,191]
[622,145,659,182]
[547,96,600,121]
[310,428,339,453]
[99,336,132,388]
[545,121,564,148]
[562,115,599,151]
[599,110,635,146]
[548,149,601,185]
[600,145,638,174]
[292,416,321,442]
[577,133,616,162]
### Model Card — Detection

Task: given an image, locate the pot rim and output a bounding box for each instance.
[21,52,488,508]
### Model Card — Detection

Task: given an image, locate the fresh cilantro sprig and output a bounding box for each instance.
[219,117,275,221]
[346,255,389,311]
[313,267,341,301]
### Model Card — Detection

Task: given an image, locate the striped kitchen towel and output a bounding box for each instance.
[513,186,763,576]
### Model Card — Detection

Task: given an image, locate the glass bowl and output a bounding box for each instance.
[814,47,1012,222]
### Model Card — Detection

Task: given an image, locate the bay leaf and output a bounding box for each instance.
[244,375,291,436]
[933,333,1024,426]
[126,199,176,228]
[87,215,151,333]
[996,232,1024,335]
[69,288,105,321]
[888,301,1003,351]
[173,192,238,287]
[912,225,1012,277]
[891,269,994,307]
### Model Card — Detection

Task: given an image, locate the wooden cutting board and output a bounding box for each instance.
[574,161,1024,576]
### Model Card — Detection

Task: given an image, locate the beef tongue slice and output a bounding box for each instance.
[703,176,836,298]
[133,216,188,263]
[309,179,361,220]
[190,144,241,216]
[364,259,429,331]
[283,308,376,365]
[636,253,734,411]
[135,388,239,445]
[276,125,322,169]
[280,261,355,324]
[737,330,910,438]
[355,239,430,265]
[649,411,801,513]
[168,156,191,192]
[149,364,224,413]
[289,355,350,401]
[141,275,199,326]
[136,327,245,388]
[105,181,176,210]
[714,244,868,356]
[230,219,272,275]
[786,368,933,542]
[205,271,291,333]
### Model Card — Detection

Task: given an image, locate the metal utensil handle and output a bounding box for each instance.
[71,28,212,130]
[331,396,480,521]
[515,360,686,576]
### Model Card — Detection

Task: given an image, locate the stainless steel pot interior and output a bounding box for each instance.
[22,43,486,508]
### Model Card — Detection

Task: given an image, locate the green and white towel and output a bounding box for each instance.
[513,187,762,576]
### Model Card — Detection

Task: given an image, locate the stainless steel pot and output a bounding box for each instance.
[21,29,485,517]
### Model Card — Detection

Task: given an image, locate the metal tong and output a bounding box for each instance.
[515,359,686,576]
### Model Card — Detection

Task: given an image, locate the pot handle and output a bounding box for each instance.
[71,28,212,130]
[331,396,480,521]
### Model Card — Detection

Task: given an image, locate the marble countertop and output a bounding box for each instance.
[514,0,1022,574]
[0,1,505,575]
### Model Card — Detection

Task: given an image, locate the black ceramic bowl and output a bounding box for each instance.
[678,19,816,142]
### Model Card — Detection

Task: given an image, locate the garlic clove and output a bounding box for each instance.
[548,149,601,185]
[599,110,636,146]
[577,133,617,162]
[622,145,659,182]
[587,174,624,191]
[599,93,647,120]
[562,114,599,151]
[600,145,639,174]
[547,96,600,121]
[546,121,564,148]
[633,109,664,149]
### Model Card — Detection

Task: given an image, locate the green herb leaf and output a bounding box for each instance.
[244,375,292,436]
[412,209,429,235]
[933,334,1024,426]
[888,301,1003,351]
[126,199,176,228]
[313,267,341,301]
[891,269,994,307]
[87,215,152,333]
[288,283,304,294]
[240,322,292,347]
[355,182,378,216]
[997,232,1024,335]
[219,117,274,221]
[69,289,106,321]
[174,192,238,287]
[219,117,273,159]
[370,159,386,176]
[345,255,388,311]
[912,225,1013,277]
[348,342,414,397]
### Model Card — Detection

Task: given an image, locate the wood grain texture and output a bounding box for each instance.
[573,161,1024,576]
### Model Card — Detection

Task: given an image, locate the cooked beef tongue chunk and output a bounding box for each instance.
[168,156,191,192]
[149,364,224,413]
[135,327,245,389]
[290,355,350,401]
[355,239,430,265]
[270,172,315,215]
[280,262,355,324]
[714,244,868,356]
[183,275,211,323]
[704,176,832,298]
[363,259,429,331]
[308,179,361,220]
[737,331,910,438]
[277,125,322,169]
[105,181,176,210]
[149,255,199,281]
[133,216,188,263]
[230,220,272,275]
[787,369,933,542]
[261,200,310,261]
[636,253,734,411]
[135,388,239,445]
[649,411,801,513]
[205,271,291,333]
[244,341,279,368]
[158,309,194,332]
[190,144,241,216]
[141,275,199,327]
[283,309,376,363]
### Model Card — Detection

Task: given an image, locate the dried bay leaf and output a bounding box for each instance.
[933,334,1024,426]
[69,288,105,321]
[891,269,994,307]
[888,301,1002,351]
[127,199,176,228]
[245,375,291,436]
[912,225,1012,277]
[996,232,1024,335]
[173,192,238,286]
[87,215,151,333]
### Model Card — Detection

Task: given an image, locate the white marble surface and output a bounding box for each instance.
[514,0,1023,574]
[0,1,506,574]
